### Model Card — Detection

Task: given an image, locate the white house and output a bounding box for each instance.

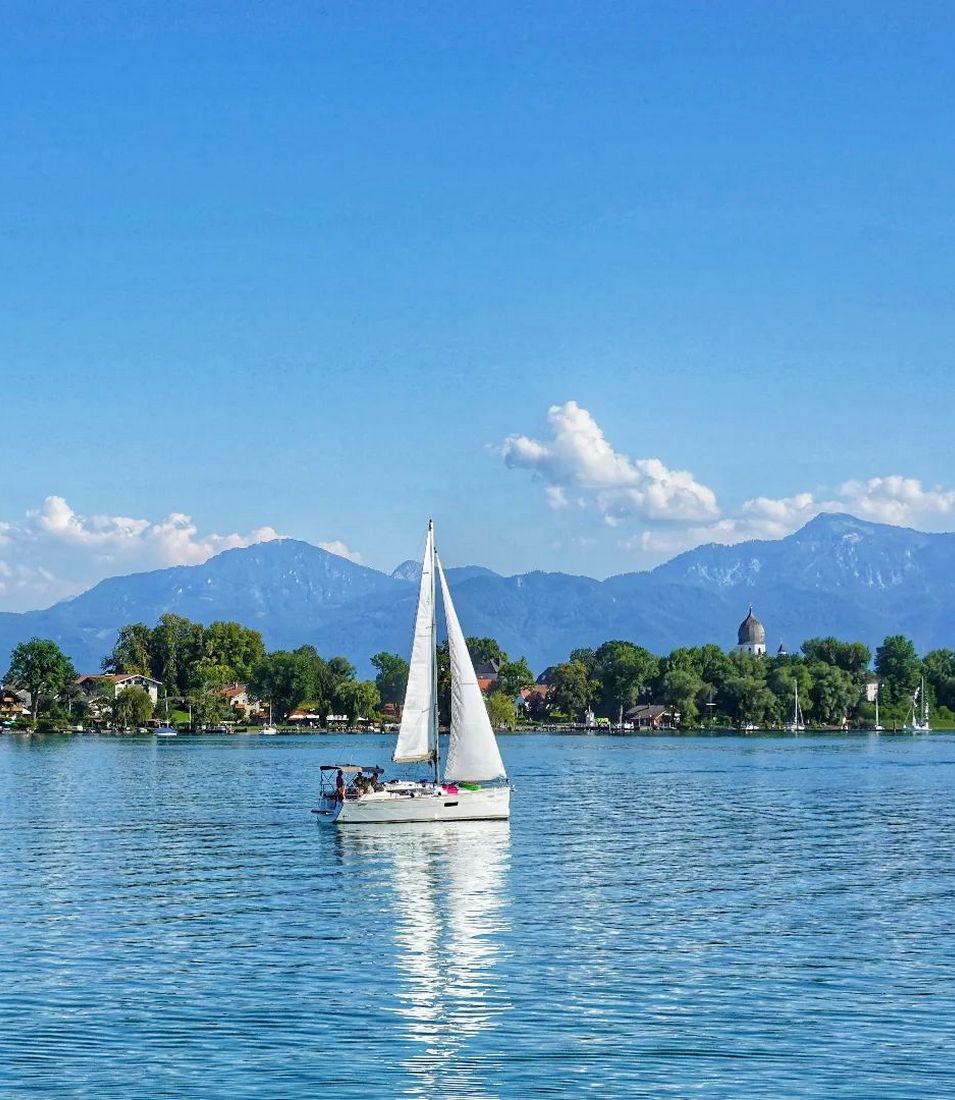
[76,673,162,705]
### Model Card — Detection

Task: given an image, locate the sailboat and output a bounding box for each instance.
[316,521,510,825]
[903,677,931,733]
[262,702,278,735]
[873,682,884,732]
[783,681,806,733]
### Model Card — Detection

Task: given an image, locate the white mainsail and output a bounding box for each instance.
[393,525,437,764]
[436,554,507,783]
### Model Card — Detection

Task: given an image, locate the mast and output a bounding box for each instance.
[875,685,880,729]
[430,520,440,784]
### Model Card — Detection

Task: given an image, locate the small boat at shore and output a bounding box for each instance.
[784,682,806,733]
[315,521,510,825]
[262,702,278,736]
[903,677,931,733]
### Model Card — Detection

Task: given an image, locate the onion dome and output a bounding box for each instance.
[737,606,766,647]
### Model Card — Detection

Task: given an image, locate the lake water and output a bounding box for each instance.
[1,732,954,1098]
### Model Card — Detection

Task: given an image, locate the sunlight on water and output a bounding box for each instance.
[1,733,954,1097]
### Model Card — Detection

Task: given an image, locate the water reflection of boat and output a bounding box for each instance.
[336,822,511,1095]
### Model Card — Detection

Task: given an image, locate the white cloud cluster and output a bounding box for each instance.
[502,401,719,524]
[317,539,363,564]
[0,496,285,611]
[503,403,955,562]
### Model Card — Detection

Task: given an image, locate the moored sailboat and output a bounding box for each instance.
[903,677,931,733]
[783,681,806,733]
[262,702,278,735]
[315,521,510,825]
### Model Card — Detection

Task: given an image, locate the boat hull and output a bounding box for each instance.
[322,785,510,825]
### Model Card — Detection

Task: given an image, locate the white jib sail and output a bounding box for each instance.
[436,554,507,783]
[393,525,436,763]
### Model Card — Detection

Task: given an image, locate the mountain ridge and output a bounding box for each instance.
[1,513,953,676]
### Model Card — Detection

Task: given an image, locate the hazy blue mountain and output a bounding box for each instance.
[2,514,954,678]
[390,560,501,584]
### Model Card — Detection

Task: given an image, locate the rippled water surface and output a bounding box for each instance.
[2,732,955,1097]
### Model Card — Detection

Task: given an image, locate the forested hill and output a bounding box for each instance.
[2,513,955,676]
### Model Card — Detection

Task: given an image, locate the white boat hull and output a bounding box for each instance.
[321,785,510,825]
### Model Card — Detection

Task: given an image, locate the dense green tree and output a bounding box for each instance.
[568,648,597,675]
[767,660,814,722]
[188,658,232,728]
[548,660,595,719]
[923,649,955,712]
[875,635,921,706]
[5,638,76,722]
[113,685,154,728]
[807,663,859,726]
[723,672,776,729]
[102,623,153,676]
[249,650,316,720]
[801,637,871,682]
[152,614,203,698]
[593,641,659,725]
[371,652,410,713]
[659,666,704,727]
[201,621,266,682]
[486,692,516,729]
[336,679,380,722]
[465,637,506,666]
[495,657,534,698]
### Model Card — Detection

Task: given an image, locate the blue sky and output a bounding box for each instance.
[1,2,954,610]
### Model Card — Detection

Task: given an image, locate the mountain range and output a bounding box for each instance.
[1,512,953,677]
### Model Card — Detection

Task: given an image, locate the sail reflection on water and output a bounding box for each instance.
[336,823,511,1096]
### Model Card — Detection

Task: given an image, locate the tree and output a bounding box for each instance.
[188,658,232,728]
[923,649,955,712]
[723,673,776,729]
[801,637,871,682]
[495,657,534,698]
[202,621,266,681]
[549,660,595,719]
[486,692,516,729]
[336,679,380,723]
[659,667,703,727]
[808,663,858,726]
[113,685,154,728]
[5,638,76,723]
[568,648,596,675]
[875,635,921,706]
[768,660,814,723]
[249,650,317,720]
[371,652,409,713]
[152,614,203,698]
[102,623,153,676]
[465,637,505,666]
[593,641,659,725]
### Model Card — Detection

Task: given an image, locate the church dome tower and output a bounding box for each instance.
[737,606,766,656]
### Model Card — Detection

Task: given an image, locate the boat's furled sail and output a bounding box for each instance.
[436,554,507,783]
[393,526,436,763]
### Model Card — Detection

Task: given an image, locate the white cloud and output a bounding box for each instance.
[504,402,955,565]
[502,401,719,523]
[630,480,955,559]
[317,540,363,564]
[837,476,955,525]
[0,496,285,611]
